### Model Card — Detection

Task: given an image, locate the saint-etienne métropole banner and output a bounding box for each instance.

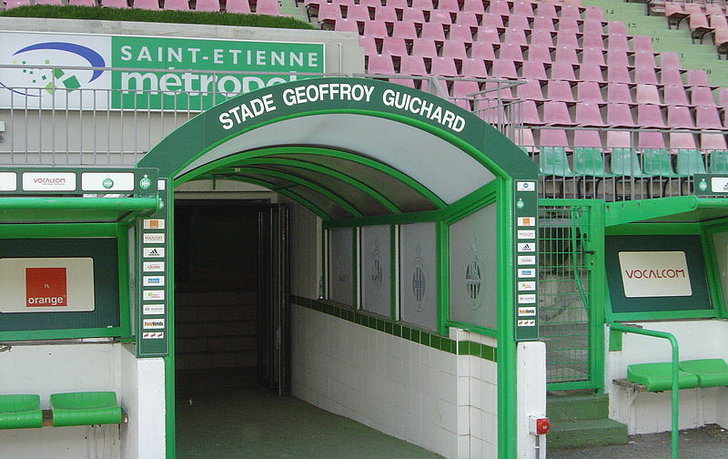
[0,31,324,110]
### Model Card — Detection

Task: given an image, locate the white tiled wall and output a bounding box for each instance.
[291,306,500,458]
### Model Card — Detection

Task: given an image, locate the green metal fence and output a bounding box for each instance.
[539,204,594,388]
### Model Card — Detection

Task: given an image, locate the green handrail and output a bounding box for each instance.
[609,323,680,459]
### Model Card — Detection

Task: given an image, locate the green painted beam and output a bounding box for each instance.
[605,196,728,226]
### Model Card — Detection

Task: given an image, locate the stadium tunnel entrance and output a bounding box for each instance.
[138,77,544,458]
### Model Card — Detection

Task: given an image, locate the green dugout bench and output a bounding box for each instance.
[614,359,728,392]
[0,392,123,429]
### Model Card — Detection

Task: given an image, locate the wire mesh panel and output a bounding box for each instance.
[538,205,592,387]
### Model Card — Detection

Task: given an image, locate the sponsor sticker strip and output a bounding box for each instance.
[514,181,538,338]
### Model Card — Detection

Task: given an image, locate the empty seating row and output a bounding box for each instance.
[527,128,727,151]
[0,392,123,429]
[1,0,279,13]
[307,0,587,17]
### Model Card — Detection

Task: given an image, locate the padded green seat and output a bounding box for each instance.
[0,394,43,429]
[50,392,122,427]
[680,359,728,388]
[626,363,699,392]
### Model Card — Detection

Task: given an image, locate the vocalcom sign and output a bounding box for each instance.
[618,251,692,298]
[0,31,325,110]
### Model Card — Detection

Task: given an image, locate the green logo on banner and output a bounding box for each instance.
[139,175,152,190]
[102,177,114,189]
[110,37,324,110]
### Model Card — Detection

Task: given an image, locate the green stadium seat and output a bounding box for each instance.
[642,149,681,178]
[709,151,728,174]
[610,148,653,178]
[50,392,122,427]
[539,147,577,177]
[573,147,615,178]
[675,150,707,176]
[680,359,728,388]
[627,362,699,392]
[0,394,43,429]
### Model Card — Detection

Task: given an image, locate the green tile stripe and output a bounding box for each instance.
[291,295,497,363]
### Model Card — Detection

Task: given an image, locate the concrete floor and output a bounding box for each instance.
[175,368,439,459]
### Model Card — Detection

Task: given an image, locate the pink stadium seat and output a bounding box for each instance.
[101,0,129,6]
[539,129,570,147]
[34,0,63,4]
[575,101,606,126]
[463,0,485,14]
[364,20,389,39]
[607,82,633,104]
[3,0,32,8]
[551,61,576,81]
[508,14,532,30]
[582,32,605,49]
[634,51,657,69]
[638,131,666,149]
[500,42,524,61]
[481,13,505,28]
[471,42,496,59]
[359,36,378,54]
[476,26,501,44]
[533,16,556,31]
[710,14,728,30]
[686,69,710,87]
[530,29,555,48]
[556,32,579,49]
[555,45,579,64]
[666,105,695,128]
[606,103,637,127]
[429,10,453,24]
[491,59,519,79]
[669,132,697,150]
[705,4,724,16]
[462,0,485,14]
[583,18,605,34]
[689,13,714,41]
[701,133,728,150]
[512,0,534,17]
[421,23,446,40]
[663,84,689,106]
[527,44,552,63]
[637,104,667,128]
[315,3,341,23]
[442,41,468,58]
[634,66,659,85]
[690,86,717,106]
[504,28,528,46]
[578,63,605,82]
[479,105,509,125]
[516,128,537,152]
[547,80,575,102]
[521,100,544,125]
[695,106,723,129]
[665,2,688,28]
[660,67,684,86]
[635,84,661,105]
[226,0,251,13]
[517,79,546,100]
[607,65,632,84]
[559,4,581,19]
[584,5,605,22]
[581,47,605,65]
[195,0,219,11]
[392,22,418,39]
[366,54,395,74]
[380,38,407,57]
[256,0,280,14]
[399,55,428,75]
[69,0,97,5]
[402,8,426,23]
[164,0,189,11]
[557,17,580,32]
[607,34,629,50]
[606,131,632,149]
[361,0,383,6]
[630,35,654,53]
[535,2,558,18]
[430,57,459,76]
[411,39,438,57]
[461,58,489,77]
[133,0,160,9]
[574,130,604,148]
[577,81,604,103]
[411,0,432,8]
[606,49,629,68]
[719,88,728,109]
[608,21,627,35]
[334,18,360,32]
[451,80,481,98]
[488,0,510,16]
[456,12,480,27]
[521,61,548,80]
[347,5,372,22]
[449,25,475,42]
[437,0,460,12]
[543,101,576,125]
[659,52,681,69]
